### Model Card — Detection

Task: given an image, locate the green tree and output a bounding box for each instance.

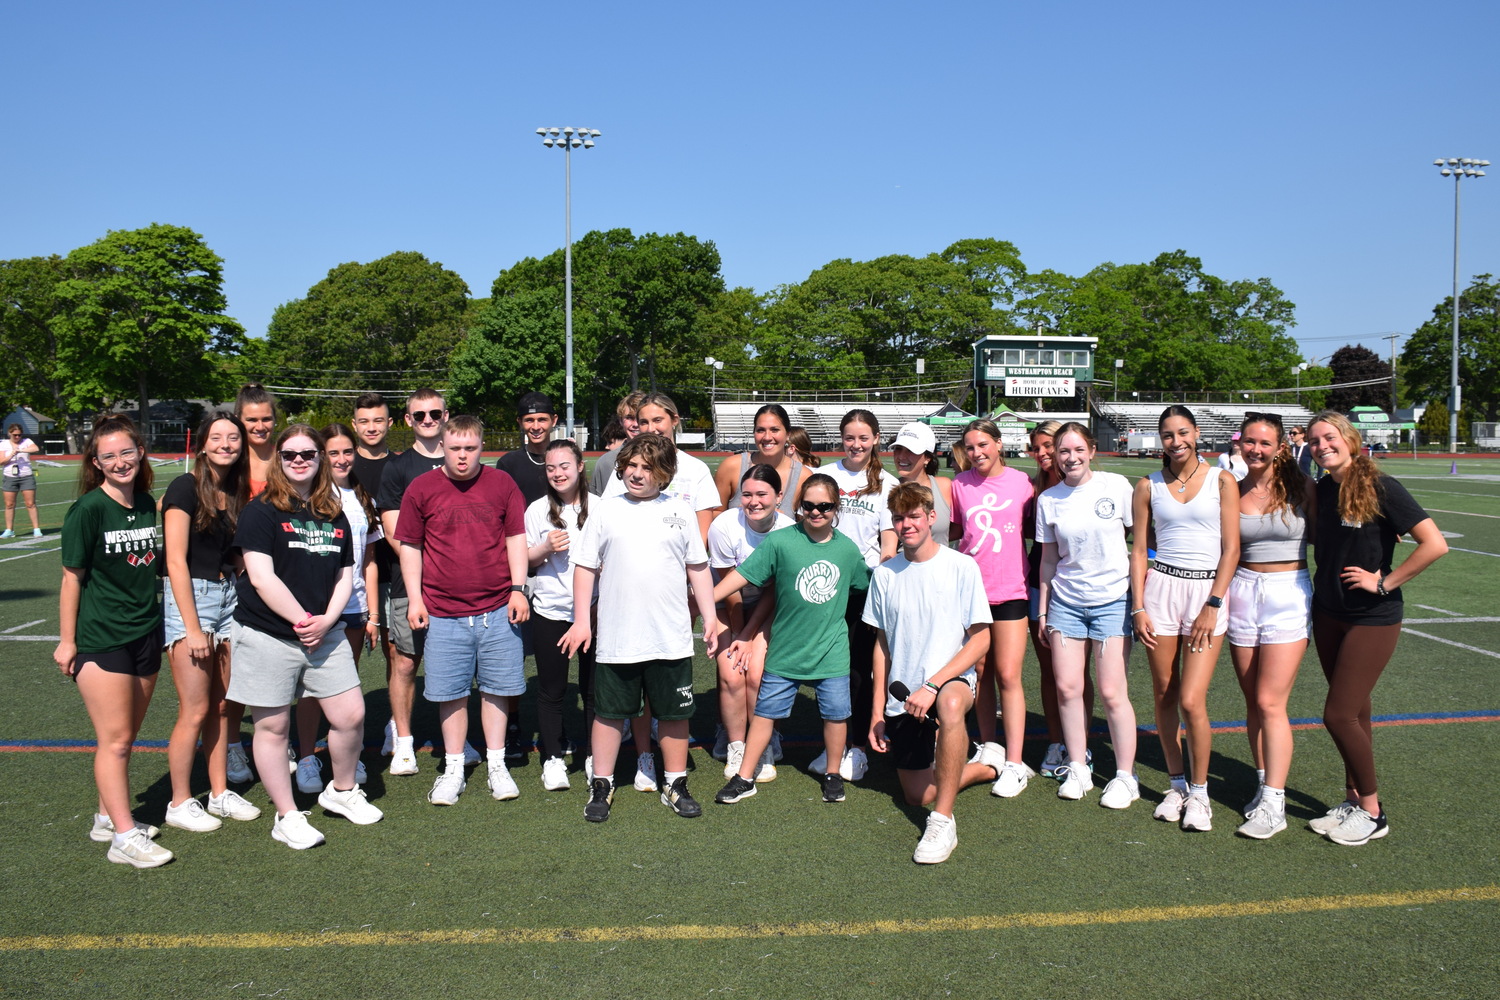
[263,251,470,412]
[1416,401,1470,444]
[1400,274,1500,422]
[1327,345,1392,412]
[52,224,244,443]
[0,255,94,448]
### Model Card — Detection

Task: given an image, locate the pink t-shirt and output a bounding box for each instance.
[394,466,526,618]
[951,465,1034,603]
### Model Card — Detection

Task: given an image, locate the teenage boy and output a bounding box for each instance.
[864,483,997,865]
[588,391,645,498]
[496,392,558,506]
[350,393,395,704]
[377,388,459,775]
[397,416,530,806]
[561,433,719,822]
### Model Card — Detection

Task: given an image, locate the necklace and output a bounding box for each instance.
[1168,458,1201,494]
[523,448,545,466]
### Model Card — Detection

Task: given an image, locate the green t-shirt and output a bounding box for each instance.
[61,488,161,652]
[737,523,870,681]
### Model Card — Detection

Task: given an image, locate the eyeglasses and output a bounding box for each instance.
[280,449,319,463]
[97,448,140,463]
[408,409,445,424]
[1243,411,1283,427]
[800,501,838,515]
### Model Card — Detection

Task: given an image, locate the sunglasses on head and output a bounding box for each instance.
[1244,411,1284,428]
[800,501,838,514]
[280,449,319,463]
[408,409,445,423]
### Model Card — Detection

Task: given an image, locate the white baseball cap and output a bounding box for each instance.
[892,422,937,456]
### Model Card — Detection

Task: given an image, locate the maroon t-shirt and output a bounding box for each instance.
[393,466,526,618]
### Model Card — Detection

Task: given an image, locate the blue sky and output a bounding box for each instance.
[3,2,1495,380]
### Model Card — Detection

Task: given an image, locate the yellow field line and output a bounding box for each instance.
[5,886,1496,952]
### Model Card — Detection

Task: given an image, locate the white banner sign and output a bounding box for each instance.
[1005,377,1075,397]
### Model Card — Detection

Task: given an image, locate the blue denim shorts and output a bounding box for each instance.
[422,611,525,702]
[163,576,237,645]
[754,671,852,722]
[1045,593,1131,643]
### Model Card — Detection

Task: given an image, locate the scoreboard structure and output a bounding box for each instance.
[972,333,1099,399]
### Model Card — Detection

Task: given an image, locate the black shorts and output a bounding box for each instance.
[990,599,1028,622]
[884,713,940,771]
[74,626,164,679]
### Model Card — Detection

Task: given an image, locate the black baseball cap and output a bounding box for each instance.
[518,392,556,416]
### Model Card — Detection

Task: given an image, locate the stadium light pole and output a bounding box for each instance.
[537,126,601,441]
[1294,362,1308,406]
[1113,358,1124,402]
[1434,157,1487,453]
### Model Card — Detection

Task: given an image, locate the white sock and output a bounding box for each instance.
[394,734,414,749]
[111,830,130,847]
[1263,785,1286,802]
[444,752,465,772]
[1256,769,1266,784]
[664,770,686,784]
[1189,782,1208,797]
[1170,775,1188,794]
[487,748,506,765]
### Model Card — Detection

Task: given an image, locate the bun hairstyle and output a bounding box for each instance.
[1157,405,1198,471]
[1308,410,1384,526]
[235,382,277,417]
[543,438,589,531]
[839,408,886,496]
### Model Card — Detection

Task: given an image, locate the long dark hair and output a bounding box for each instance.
[740,462,783,494]
[544,439,589,531]
[79,415,153,495]
[840,409,886,496]
[320,422,377,527]
[1158,405,1198,471]
[190,412,251,534]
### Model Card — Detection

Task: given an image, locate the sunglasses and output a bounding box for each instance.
[408,409,445,423]
[280,449,319,463]
[1244,411,1284,428]
[800,501,838,515]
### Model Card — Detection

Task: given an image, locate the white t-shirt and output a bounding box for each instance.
[1,438,36,479]
[571,492,709,663]
[524,496,591,622]
[824,460,897,568]
[707,507,795,606]
[863,546,991,718]
[601,449,719,517]
[337,487,382,615]
[1035,471,1134,607]
[1217,452,1248,481]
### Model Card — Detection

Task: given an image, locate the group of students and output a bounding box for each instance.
[54,385,1445,868]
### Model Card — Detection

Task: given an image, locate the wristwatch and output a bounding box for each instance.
[514,584,533,599]
[1205,595,1223,609]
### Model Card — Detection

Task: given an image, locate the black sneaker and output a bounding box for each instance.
[584,778,614,823]
[821,772,846,803]
[715,774,757,804]
[506,724,527,762]
[661,776,702,818]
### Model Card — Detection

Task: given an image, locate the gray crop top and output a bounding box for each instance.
[1239,508,1308,563]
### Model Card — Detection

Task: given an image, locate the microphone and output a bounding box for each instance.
[889,680,910,701]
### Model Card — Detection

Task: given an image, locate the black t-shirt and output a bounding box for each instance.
[233,496,354,640]
[1313,474,1429,626]
[496,449,549,506]
[352,452,393,585]
[376,447,448,599]
[162,473,237,579]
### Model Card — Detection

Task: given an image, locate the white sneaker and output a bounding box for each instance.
[991,760,1036,798]
[463,741,481,766]
[1309,800,1360,835]
[389,738,419,776]
[487,760,520,801]
[90,815,160,843]
[271,810,325,850]
[295,755,324,794]
[840,747,869,781]
[1325,806,1388,846]
[381,718,396,756]
[1237,800,1287,840]
[165,797,223,832]
[107,828,174,868]
[226,743,254,784]
[724,741,746,779]
[913,812,957,864]
[1040,742,1067,778]
[207,789,262,821]
[710,725,729,762]
[1181,791,1213,832]
[808,749,829,774]
[541,757,570,792]
[1243,782,1265,819]
[318,783,383,825]
[1099,775,1141,810]
[970,741,1006,770]
[770,728,784,762]
[1154,787,1187,822]
[754,743,777,783]
[633,752,658,792]
[427,768,466,806]
[1057,761,1093,800]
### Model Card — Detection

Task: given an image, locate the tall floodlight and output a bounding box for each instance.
[537,127,601,440]
[1294,362,1309,406]
[1434,157,1488,452]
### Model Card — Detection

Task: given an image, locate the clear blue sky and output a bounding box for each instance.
[3,2,1495,381]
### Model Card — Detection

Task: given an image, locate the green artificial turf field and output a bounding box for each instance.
[1,455,1497,999]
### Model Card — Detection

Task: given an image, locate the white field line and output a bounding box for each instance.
[0,635,60,642]
[1,620,46,634]
[1424,508,1500,519]
[0,547,61,564]
[1398,539,1500,558]
[1402,617,1500,625]
[1404,629,1500,660]
[1413,604,1465,616]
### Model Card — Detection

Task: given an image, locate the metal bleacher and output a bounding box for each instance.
[1093,401,1316,446]
[711,401,948,450]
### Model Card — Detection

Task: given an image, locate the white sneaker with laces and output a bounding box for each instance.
[1154,787,1187,822]
[1243,782,1265,819]
[1237,800,1287,839]
[207,789,261,821]
[754,743,777,783]
[1181,791,1213,832]
[463,741,481,766]
[840,746,869,781]
[807,749,828,774]
[271,810,325,849]
[991,760,1036,798]
[108,828,175,868]
[913,812,957,864]
[295,755,324,794]
[633,752,658,792]
[1309,800,1359,835]
[90,815,161,843]
[318,783,383,824]
[165,797,223,832]
[381,718,396,756]
[1040,742,1067,778]
[541,757,570,791]
[487,760,520,801]
[1099,774,1141,810]
[226,743,254,784]
[389,738,419,776]
[724,741,745,779]
[1325,805,1388,846]
[427,768,466,806]
[1057,761,1093,800]
[972,742,1007,777]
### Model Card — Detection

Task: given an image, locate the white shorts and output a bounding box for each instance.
[1226,567,1312,647]
[1143,568,1227,637]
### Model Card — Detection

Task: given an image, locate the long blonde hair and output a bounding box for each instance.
[1309,411,1385,525]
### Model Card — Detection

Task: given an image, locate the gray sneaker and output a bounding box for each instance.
[1236,800,1287,840]
[1308,800,1359,835]
[1326,806,1388,846]
[226,743,254,784]
[1181,790,1213,832]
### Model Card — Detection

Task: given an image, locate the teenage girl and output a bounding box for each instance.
[1305,411,1446,846]
[526,439,597,792]
[54,416,173,867]
[879,421,953,558]
[820,409,897,779]
[1228,411,1315,840]
[162,413,261,835]
[1035,423,1140,809]
[713,403,804,517]
[949,419,1034,796]
[708,465,794,782]
[1130,406,1239,832]
[227,382,278,783]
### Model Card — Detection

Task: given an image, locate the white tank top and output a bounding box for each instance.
[1148,465,1223,571]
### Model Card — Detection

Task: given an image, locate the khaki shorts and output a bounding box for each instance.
[226,621,361,708]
